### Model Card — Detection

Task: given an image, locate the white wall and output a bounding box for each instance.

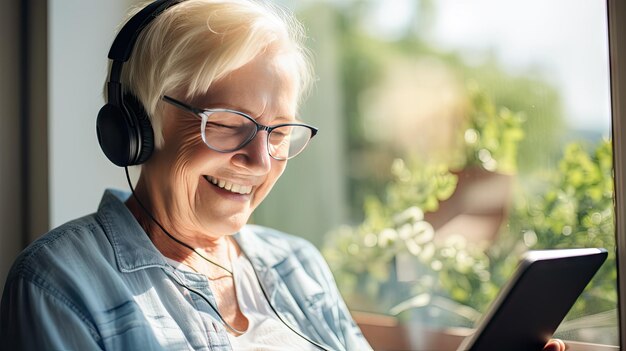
[49,0,134,227]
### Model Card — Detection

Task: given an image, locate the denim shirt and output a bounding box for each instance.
[0,189,371,351]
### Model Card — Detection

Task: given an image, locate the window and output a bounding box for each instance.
[255,0,623,348]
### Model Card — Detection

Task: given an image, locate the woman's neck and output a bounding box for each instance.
[125,188,239,279]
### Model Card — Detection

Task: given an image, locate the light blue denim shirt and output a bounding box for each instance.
[0,189,371,351]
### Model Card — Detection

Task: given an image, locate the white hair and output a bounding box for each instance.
[107,0,314,148]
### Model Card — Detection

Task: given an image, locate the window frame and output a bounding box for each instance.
[608,0,626,347]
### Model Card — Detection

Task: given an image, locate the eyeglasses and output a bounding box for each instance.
[162,95,318,160]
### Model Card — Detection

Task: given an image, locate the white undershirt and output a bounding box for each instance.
[165,256,317,350]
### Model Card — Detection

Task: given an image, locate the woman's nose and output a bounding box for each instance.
[231,131,272,174]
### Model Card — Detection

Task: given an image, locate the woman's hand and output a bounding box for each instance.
[544,339,566,351]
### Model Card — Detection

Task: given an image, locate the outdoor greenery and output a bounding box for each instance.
[514,139,616,317]
[294,2,566,220]
[291,0,616,343]
[322,90,616,335]
[322,88,525,320]
[322,159,497,320]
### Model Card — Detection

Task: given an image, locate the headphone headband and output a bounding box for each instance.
[108,0,185,84]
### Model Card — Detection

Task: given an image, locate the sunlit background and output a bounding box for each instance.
[12,0,615,349]
[256,0,617,347]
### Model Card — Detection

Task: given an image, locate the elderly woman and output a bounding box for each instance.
[0,1,566,350]
[1,1,367,350]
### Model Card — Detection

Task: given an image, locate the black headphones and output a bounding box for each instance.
[96,0,186,167]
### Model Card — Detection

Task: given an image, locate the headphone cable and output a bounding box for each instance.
[124,167,233,275]
[124,167,329,350]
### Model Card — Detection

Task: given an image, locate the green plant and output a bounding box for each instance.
[322,160,495,316]
[509,139,616,318]
[460,83,525,174]
[322,87,526,320]
[322,88,616,336]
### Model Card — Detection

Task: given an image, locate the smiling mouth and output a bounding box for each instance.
[204,176,253,195]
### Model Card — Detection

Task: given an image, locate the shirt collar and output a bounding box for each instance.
[233,226,291,270]
[96,189,169,272]
[96,189,291,273]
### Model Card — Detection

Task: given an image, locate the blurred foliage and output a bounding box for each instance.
[292,0,614,341]
[322,160,497,316]
[461,83,525,174]
[322,90,527,319]
[510,139,616,318]
[386,159,457,214]
[295,1,564,220]
[323,110,616,336]
[454,57,566,175]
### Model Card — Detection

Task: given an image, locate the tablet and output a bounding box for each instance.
[456,247,608,351]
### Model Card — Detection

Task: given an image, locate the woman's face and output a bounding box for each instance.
[143,48,300,239]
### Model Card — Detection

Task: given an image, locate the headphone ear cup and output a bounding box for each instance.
[123,93,154,165]
[136,115,154,165]
[96,103,136,167]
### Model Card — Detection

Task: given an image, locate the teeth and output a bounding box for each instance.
[205,176,252,195]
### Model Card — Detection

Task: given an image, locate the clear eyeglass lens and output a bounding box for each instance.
[201,111,256,151]
[268,125,313,159]
[200,110,312,159]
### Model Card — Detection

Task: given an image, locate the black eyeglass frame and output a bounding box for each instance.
[162,95,318,160]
